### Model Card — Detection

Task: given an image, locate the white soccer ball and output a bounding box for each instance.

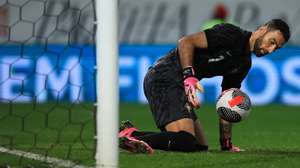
[216,88,251,122]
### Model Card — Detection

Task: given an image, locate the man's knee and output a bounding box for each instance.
[165,118,196,136]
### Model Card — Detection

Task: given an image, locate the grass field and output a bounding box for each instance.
[119,103,300,168]
[0,103,300,168]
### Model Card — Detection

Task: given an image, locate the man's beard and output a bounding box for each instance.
[253,37,267,57]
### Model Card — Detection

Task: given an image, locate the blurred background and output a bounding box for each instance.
[119,0,300,105]
[0,0,299,106]
[118,1,300,167]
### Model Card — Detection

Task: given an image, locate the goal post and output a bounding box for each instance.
[96,0,119,167]
[0,0,119,167]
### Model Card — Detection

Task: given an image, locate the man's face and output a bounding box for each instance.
[253,30,286,57]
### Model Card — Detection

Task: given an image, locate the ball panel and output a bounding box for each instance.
[217,107,242,122]
[232,89,251,111]
[216,90,233,109]
[216,88,251,122]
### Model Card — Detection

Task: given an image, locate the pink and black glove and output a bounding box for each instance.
[182,66,204,109]
[220,138,243,152]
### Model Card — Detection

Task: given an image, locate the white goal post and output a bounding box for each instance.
[95,0,119,167]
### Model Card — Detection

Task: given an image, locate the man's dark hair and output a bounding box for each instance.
[264,19,290,42]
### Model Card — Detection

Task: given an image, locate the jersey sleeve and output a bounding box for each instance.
[221,70,248,91]
[204,23,242,50]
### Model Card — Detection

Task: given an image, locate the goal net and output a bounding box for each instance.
[0,0,100,167]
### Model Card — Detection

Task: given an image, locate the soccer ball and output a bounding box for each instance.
[216,88,251,122]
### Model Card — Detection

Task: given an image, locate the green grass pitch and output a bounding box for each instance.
[0,103,300,168]
[119,103,300,168]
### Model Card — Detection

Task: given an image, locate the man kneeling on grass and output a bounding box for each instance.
[119,19,290,154]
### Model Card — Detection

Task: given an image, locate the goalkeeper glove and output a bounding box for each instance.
[183,66,204,109]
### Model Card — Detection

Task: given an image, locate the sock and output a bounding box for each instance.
[131,131,157,137]
[136,131,208,152]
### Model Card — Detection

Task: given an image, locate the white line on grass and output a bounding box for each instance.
[0,147,93,168]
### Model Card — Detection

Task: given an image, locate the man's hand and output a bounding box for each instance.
[219,119,244,152]
[184,77,204,108]
[231,146,243,152]
[182,67,204,109]
[220,138,244,152]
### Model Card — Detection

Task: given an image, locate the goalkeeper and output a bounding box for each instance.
[119,19,290,154]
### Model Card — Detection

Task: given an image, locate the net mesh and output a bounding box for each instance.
[0,0,96,167]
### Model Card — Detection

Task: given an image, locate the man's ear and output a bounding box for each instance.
[256,26,268,36]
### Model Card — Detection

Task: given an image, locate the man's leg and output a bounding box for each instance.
[194,119,208,146]
[165,118,195,135]
[119,120,156,154]
[119,120,156,137]
[136,130,207,152]
[119,136,154,154]
[134,59,207,152]
[133,118,208,152]
[119,119,208,153]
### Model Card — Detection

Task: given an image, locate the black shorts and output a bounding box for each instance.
[143,49,197,130]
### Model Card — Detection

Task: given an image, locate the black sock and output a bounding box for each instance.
[136,131,208,152]
[131,131,157,137]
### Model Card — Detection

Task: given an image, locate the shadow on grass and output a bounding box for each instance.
[120,148,300,168]
[210,148,300,156]
[199,149,300,167]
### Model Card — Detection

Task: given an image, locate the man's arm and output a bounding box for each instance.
[177,32,207,108]
[219,115,242,152]
[219,118,232,141]
[220,73,248,152]
[178,32,208,68]
[219,118,232,150]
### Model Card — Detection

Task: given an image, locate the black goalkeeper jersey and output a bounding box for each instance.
[189,23,252,90]
[145,23,252,128]
[151,23,252,91]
